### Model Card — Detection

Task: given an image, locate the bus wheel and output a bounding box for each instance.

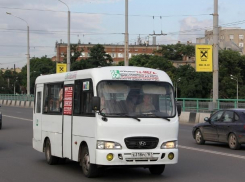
[45,139,59,165]
[149,165,165,175]
[81,146,99,178]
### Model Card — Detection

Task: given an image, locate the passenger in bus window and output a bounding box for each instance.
[59,88,63,112]
[126,94,138,113]
[136,94,155,113]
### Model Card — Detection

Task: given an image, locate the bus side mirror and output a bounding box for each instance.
[177,103,181,116]
[92,97,100,111]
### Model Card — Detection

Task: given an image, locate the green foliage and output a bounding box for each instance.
[156,44,195,60]
[71,44,113,71]
[63,45,84,65]
[20,56,56,94]
[175,65,212,98]
[87,44,113,67]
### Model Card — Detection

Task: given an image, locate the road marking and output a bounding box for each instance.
[3,115,32,122]
[179,145,245,160]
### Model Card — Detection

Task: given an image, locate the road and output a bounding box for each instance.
[1,105,245,182]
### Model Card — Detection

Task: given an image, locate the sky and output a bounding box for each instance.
[0,0,245,69]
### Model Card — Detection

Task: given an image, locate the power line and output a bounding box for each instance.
[0,6,210,18]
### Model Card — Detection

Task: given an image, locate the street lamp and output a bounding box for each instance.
[58,0,70,72]
[230,74,238,108]
[6,12,30,95]
[175,78,181,99]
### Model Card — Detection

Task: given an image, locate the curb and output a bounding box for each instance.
[179,112,211,124]
[0,99,34,108]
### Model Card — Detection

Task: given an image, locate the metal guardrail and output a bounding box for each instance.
[0,94,34,101]
[177,98,245,113]
[0,95,244,112]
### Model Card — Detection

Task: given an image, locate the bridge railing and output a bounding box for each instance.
[0,94,34,101]
[1,95,245,112]
[177,98,245,113]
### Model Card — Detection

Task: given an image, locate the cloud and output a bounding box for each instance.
[178,17,213,43]
[0,0,107,68]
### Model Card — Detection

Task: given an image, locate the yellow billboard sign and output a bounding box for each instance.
[195,45,213,72]
[56,63,67,73]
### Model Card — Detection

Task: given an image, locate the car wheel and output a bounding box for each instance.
[149,165,165,175]
[195,129,205,145]
[0,120,2,130]
[44,139,59,165]
[81,146,100,178]
[228,133,241,150]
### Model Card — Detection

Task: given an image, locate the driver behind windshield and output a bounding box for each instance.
[136,94,155,113]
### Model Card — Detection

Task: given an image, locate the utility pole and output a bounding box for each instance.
[58,0,70,71]
[213,0,219,103]
[67,10,70,71]
[27,25,30,95]
[124,0,129,66]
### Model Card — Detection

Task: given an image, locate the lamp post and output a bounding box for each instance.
[124,0,129,66]
[58,0,70,72]
[230,74,238,108]
[175,78,181,100]
[6,12,30,95]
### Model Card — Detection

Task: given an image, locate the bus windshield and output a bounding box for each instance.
[97,81,176,118]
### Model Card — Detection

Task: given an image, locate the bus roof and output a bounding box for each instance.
[35,66,172,85]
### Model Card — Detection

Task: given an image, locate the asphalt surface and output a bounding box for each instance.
[1,105,245,182]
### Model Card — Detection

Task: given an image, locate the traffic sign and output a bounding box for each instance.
[195,45,213,72]
[56,63,67,73]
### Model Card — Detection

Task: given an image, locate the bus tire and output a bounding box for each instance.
[81,146,99,178]
[44,139,59,165]
[149,165,165,175]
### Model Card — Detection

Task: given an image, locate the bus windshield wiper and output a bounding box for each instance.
[113,113,141,122]
[142,113,170,122]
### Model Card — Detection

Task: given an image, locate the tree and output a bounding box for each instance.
[175,65,212,98]
[155,44,195,60]
[63,45,84,65]
[71,44,113,71]
[20,56,56,94]
[87,44,113,67]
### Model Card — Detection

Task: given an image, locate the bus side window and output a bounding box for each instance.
[36,92,41,113]
[43,83,63,114]
[43,85,49,113]
[74,79,94,116]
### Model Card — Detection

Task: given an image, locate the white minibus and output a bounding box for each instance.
[33,66,181,178]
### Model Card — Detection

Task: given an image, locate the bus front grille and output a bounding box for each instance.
[124,137,159,149]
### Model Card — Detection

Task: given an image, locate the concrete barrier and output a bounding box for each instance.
[25,101,30,108]
[21,101,25,107]
[179,112,190,123]
[11,100,16,106]
[30,101,34,108]
[8,100,12,106]
[179,112,211,124]
[16,100,21,106]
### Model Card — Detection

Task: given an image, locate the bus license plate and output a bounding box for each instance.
[131,152,153,158]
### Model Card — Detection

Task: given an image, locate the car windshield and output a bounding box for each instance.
[97,81,176,118]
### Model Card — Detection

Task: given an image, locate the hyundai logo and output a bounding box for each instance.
[139,141,147,146]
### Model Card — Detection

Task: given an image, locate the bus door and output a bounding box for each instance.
[33,85,43,141]
[63,81,74,159]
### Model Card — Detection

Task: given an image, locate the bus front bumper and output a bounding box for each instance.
[95,149,178,166]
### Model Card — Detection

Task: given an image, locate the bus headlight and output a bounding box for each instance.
[161,141,178,149]
[97,141,122,149]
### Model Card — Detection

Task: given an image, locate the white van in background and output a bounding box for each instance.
[33,66,181,178]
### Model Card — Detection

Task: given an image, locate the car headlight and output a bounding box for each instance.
[161,141,178,149]
[97,141,122,149]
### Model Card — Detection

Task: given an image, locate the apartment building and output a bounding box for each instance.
[196,27,245,54]
[54,42,160,64]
